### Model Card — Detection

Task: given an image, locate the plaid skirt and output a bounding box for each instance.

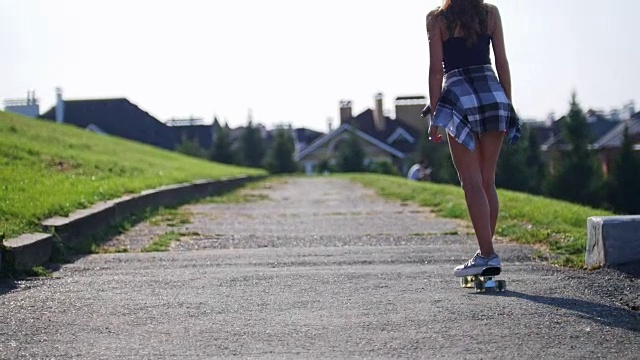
[432,65,521,151]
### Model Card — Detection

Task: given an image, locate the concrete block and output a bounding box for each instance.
[0,175,263,270]
[4,233,54,269]
[41,201,117,246]
[39,176,260,247]
[587,216,640,268]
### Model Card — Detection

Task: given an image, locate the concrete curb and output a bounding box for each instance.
[3,233,54,270]
[587,215,640,268]
[1,175,266,271]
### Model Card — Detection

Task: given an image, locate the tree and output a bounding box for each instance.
[545,93,606,207]
[525,128,547,194]
[417,129,459,185]
[264,126,297,174]
[239,120,264,168]
[368,160,400,176]
[175,133,207,159]
[210,126,235,164]
[336,132,365,172]
[496,126,548,194]
[607,125,640,214]
[496,128,531,192]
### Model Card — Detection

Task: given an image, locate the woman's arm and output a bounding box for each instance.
[427,10,444,113]
[427,10,444,142]
[488,5,512,101]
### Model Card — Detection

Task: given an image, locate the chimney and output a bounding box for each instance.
[625,100,636,119]
[373,92,385,132]
[327,117,334,133]
[339,100,352,124]
[55,87,64,123]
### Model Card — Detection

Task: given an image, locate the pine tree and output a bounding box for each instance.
[175,133,207,159]
[545,92,606,207]
[607,125,640,214]
[417,129,458,184]
[239,120,264,168]
[525,127,547,194]
[496,128,530,192]
[336,132,365,172]
[264,126,297,174]
[210,126,235,164]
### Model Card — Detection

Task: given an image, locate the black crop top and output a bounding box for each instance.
[443,34,492,73]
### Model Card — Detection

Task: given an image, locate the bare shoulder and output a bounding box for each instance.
[483,3,501,33]
[483,3,500,15]
[483,3,502,22]
[426,7,443,29]
[427,7,440,19]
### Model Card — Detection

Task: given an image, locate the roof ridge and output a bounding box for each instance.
[63,97,129,102]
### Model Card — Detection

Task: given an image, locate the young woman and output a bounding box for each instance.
[426,0,521,277]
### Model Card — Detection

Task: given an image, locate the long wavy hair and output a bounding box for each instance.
[439,0,488,46]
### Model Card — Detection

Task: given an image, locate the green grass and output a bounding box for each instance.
[345,174,614,268]
[148,208,193,227]
[201,176,290,204]
[141,232,181,252]
[204,191,270,204]
[0,111,266,239]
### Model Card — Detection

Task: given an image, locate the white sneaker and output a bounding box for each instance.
[454,251,501,277]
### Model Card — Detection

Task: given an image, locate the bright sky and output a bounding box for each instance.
[1,0,638,132]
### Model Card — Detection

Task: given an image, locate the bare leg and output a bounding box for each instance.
[477,132,505,238]
[447,132,504,257]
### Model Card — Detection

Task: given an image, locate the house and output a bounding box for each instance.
[539,109,639,175]
[40,89,176,150]
[167,116,220,151]
[541,110,620,152]
[295,93,426,175]
[3,90,40,118]
[593,112,640,175]
[293,127,324,154]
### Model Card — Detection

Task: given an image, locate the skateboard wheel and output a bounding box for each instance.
[460,276,474,288]
[474,279,485,293]
[496,280,507,292]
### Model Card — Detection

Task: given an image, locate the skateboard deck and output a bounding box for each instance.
[459,267,506,293]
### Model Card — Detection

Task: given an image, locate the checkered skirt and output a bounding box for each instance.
[432,65,521,151]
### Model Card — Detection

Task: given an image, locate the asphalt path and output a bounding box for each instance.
[1,178,639,359]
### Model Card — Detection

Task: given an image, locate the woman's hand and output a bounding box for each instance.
[429,124,443,143]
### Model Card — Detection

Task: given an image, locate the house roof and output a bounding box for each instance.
[542,114,619,149]
[41,98,177,150]
[295,123,407,162]
[295,107,423,162]
[521,121,555,146]
[593,117,640,149]
[344,109,422,153]
[294,128,324,147]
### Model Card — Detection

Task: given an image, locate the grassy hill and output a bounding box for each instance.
[345,174,615,267]
[0,111,265,239]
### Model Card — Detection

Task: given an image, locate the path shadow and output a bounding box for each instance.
[610,263,640,278]
[0,279,18,296]
[502,290,640,333]
[0,262,63,297]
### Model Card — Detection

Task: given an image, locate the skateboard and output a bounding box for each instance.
[459,267,507,293]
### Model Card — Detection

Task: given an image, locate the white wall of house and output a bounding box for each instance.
[304,161,317,175]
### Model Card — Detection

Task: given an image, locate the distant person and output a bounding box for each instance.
[407,160,429,181]
[425,0,521,277]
